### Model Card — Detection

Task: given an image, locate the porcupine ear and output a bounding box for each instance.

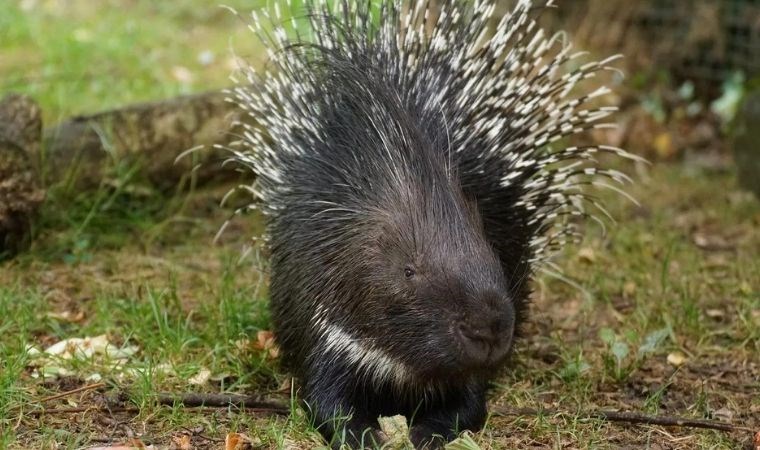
[435,0,645,274]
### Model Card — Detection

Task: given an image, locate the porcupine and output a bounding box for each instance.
[227,0,638,447]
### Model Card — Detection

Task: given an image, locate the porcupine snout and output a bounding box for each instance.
[455,290,516,368]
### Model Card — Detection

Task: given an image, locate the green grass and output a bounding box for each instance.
[0,0,267,123]
[1,1,759,449]
[2,166,756,449]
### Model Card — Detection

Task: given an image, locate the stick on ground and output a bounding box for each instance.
[492,406,752,433]
[30,390,752,434]
[154,392,289,415]
[39,382,106,404]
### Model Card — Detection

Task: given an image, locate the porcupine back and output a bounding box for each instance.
[226,0,639,383]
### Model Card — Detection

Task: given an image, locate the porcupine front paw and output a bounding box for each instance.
[409,425,447,449]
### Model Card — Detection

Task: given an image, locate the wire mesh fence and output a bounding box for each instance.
[536,0,760,95]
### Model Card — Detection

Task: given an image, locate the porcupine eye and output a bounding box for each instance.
[403,266,415,279]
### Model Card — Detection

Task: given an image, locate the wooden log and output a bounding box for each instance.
[0,94,45,256]
[0,90,252,256]
[41,90,245,190]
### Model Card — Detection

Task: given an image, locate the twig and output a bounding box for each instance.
[492,406,752,433]
[28,392,289,417]
[30,402,288,417]
[36,390,745,434]
[180,426,224,443]
[30,406,140,416]
[154,392,289,414]
[38,382,106,404]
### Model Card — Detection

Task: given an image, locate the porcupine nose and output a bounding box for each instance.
[457,299,514,365]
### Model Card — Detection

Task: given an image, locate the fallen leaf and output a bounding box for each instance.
[622,281,637,298]
[85,373,103,382]
[86,439,151,450]
[170,434,192,450]
[45,335,110,359]
[86,447,144,450]
[254,330,275,350]
[281,439,301,450]
[705,309,724,319]
[46,310,86,323]
[653,132,675,159]
[577,247,596,264]
[713,407,734,421]
[225,432,252,450]
[44,335,137,360]
[445,432,482,450]
[692,232,733,251]
[188,368,211,386]
[253,331,280,359]
[667,352,687,367]
[278,378,292,393]
[753,430,759,450]
[171,66,193,84]
[378,415,410,449]
[28,335,140,380]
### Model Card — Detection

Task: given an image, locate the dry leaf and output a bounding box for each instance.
[171,66,193,84]
[86,447,145,450]
[254,331,275,350]
[170,434,192,450]
[692,232,733,251]
[445,432,483,450]
[577,247,596,264]
[281,438,301,450]
[86,438,151,450]
[653,132,675,159]
[46,310,86,323]
[44,335,137,359]
[234,338,252,351]
[622,281,637,298]
[188,368,211,386]
[378,415,410,449]
[225,432,252,450]
[29,334,139,380]
[667,352,687,367]
[713,407,734,422]
[278,377,292,393]
[253,330,280,359]
[705,309,724,318]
